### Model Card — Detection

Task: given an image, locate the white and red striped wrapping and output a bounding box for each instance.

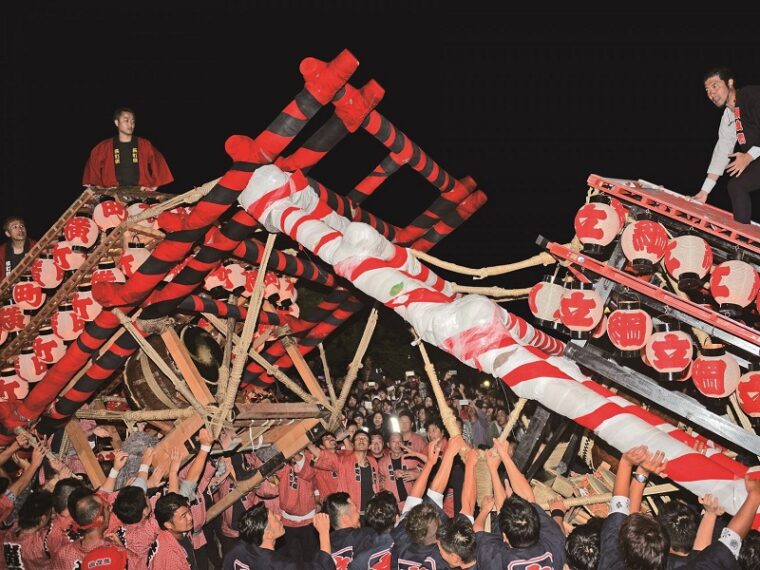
[237,165,757,520]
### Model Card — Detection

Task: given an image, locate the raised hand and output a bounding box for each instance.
[198,428,214,448]
[112,450,129,471]
[623,445,649,466]
[699,494,725,516]
[639,450,668,476]
[480,495,495,513]
[313,512,330,534]
[141,446,155,466]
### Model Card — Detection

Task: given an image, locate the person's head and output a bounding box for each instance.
[739,530,760,570]
[658,500,698,555]
[382,400,392,414]
[495,407,508,426]
[369,432,385,457]
[372,398,383,413]
[498,495,540,548]
[352,430,370,452]
[18,490,53,530]
[154,492,193,535]
[345,422,358,439]
[239,503,284,546]
[424,396,434,408]
[319,433,337,452]
[404,503,439,546]
[113,107,136,137]
[436,518,476,567]
[388,432,403,456]
[413,394,422,406]
[352,413,365,428]
[53,477,85,515]
[703,67,735,108]
[425,416,445,442]
[365,491,398,534]
[68,488,109,534]
[347,395,358,409]
[620,513,670,570]
[417,406,427,424]
[3,216,27,243]
[372,411,384,428]
[398,409,415,434]
[324,492,360,530]
[565,518,602,570]
[114,485,150,524]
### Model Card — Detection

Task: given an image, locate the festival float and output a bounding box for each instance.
[0,49,758,526]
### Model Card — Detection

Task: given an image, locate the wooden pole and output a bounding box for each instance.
[415,335,460,438]
[409,249,558,280]
[319,343,338,405]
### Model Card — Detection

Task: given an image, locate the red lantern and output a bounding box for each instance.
[53,235,87,272]
[528,275,565,329]
[573,198,624,257]
[120,242,150,278]
[0,367,28,401]
[12,274,46,310]
[32,253,64,289]
[0,299,29,333]
[64,212,99,248]
[559,282,604,339]
[92,259,126,284]
[644,319,693,381]
[691,344,740,398]
[71,282,102,322]
[34,326,66,364]
[737,361,760,417]
[204,266,229,295]
[610,198,628,227]
[15,346,47,383]
[664,235,713,290]
[620,220,669,275]
[93,196,127,231]
[709,260,760,318]
[607,299,652,357]
[51,303,84,342]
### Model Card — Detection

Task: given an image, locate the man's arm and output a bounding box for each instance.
[485,448,507,510]
[693,494,725,551]
[99,450,129,493]
[428,435,467,505]
[461,448,478,519]
[694,109,735,202]
[408,441,441,501]
[493,438,534,503]
[8,443,45,497]
[629,449,667,514]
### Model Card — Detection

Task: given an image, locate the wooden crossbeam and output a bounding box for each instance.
[64,420,106,488]
[234,402,325,420]
[160,328,216,406]
[280,334,331,407]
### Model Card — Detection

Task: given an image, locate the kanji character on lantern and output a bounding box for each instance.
[709,260,760,318]
[15,347,47,383]
[645,319,693,381]
[559,282,603,339]
[573,197,624,257]
[64,213,99,248]
[92,259,126,284]
[93,196,128,231]
[607,299,652,357]
[0,368,28,401]
[51,303,84,342]
[120,242,150,278]
[72,282,102,321]
[12,274,46,310]
[0,300,28,333]
[53,236,87,272]
[34,327,66,364]
[528,275,565,330]
[620,219,669,275]
[32,253,64,289]
[691,344,741,398]
[737,361,760,417]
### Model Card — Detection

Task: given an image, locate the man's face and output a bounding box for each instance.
[436,541,461,567]
[4,219,26,242]
[266,510,285,539]
[370,435,384,456]
[114,112,136,136]
[398,415,412,434]
[353,433,369,451]
[496,409,508,425]
[345,498,361,528]
[704,75,733,108]
[321,435,336,451]
[427,424,443,442]
[389,433,402,454]
[168,505,194,534]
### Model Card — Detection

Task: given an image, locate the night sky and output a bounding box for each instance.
[4,4,760,324]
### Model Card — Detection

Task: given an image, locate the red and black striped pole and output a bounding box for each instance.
[232,238,337,288]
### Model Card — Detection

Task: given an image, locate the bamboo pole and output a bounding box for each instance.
[451,285,532,298]
[217,294,237,398]
[247,351,326,409]
[127,178,220,224]
[409,250,558,280]
[538,483,678,509]
[318,343,338,406]
[13,427,72,468]
[415,334,460,438]
[75,408,196,422]
[498,398,528,441]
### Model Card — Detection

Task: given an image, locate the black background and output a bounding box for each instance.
[3,4,760,314]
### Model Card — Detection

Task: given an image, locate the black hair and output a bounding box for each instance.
[238,503,268,546]
[114,486,148,524]
[620,513,670,570]
[113,107,136,121]
[2,216,24,233]
[703,67,735,84]
[323,492,352,530]
[368,430,386,446]
[424,416,445,432]
[658,500,698,554]
[154,492,189,530]
[18,490,53,530]
[436,517,476,563]
[404,503,439,546]
[53,477,85,514]
[498,495,540,549]
[740,530,760,570]
[365,491,398,534]
[68,488,102,530]
[398,409,415,423]
[565,518,602,570]
[352,430,370,443]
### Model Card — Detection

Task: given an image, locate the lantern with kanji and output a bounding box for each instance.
[528,275,566,330]
[204,266,229,297]
[93,196,128,231]
[72,282,102,322]
[559,282,604,339]
[664,235,713,291]
[0,299,29,333]
[120,242,150,278]
[691,344,741,398]
[644,319,693,381]
[607,299,652,358]
[709,260,760,318]
[12,273,46,311]
[53,236,87,272]
[92,259,126,284]
[573,197,624,257]
[737,361,760,418]
[620,219,669,275]
[32,252,64,290]
[51,303,84,342]
[0,367,28,401]
[15,346,47,383]
[34,326,66,364]
[64,211,99,249]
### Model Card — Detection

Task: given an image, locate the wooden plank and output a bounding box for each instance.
[280,335,331,406]
[513,405,552,472]
[234,402,324,420]
[151,413,205,468]
[160,328,216,406]
[65,420,106,488]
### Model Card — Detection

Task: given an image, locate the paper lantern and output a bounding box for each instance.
[573,197,624,257]
[691,344,741,398]
[51,303,85,342]
[559,282,604,339]
[92,259,126,284]
[0,329,7,348]
[72,282,102,322]
[15,346,47,383]
[528,275,565,329]
[0,367,28,401]
[53,237,87,272]
[120,242,150,278]
[610,198,628,227]
[93,196,127,231]
[709,260,760,318]
[737,361,760,418]
[607,299,652,357]
[0,299,29,333]
[224,263,247,293]
[664,235,713,291]
[592,314,607,339]
[204,266,229,296]
[12,274,46,311]
[32,253,64,289]
[644,319,693,381]
[34,326,66,364]
[620,219,669,275]
[64,212,99,248]
[264,272,281,302]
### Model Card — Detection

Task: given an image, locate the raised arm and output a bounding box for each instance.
[493,438,534,503]
[693,494,725,551]
[182,429,213,487]
[629,449,667,514]
[9,442,45,497]
[409,440,441,500]
[99,450,129,493]
[429,435,467,497]
[484,448,507,510]
[461,448,479,518]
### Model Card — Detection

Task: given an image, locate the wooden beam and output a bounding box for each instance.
[280,335,331,407]
[234,402,325,420]
[64,421,106,488]
[151,413,205,468]
[160,328,216,406]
